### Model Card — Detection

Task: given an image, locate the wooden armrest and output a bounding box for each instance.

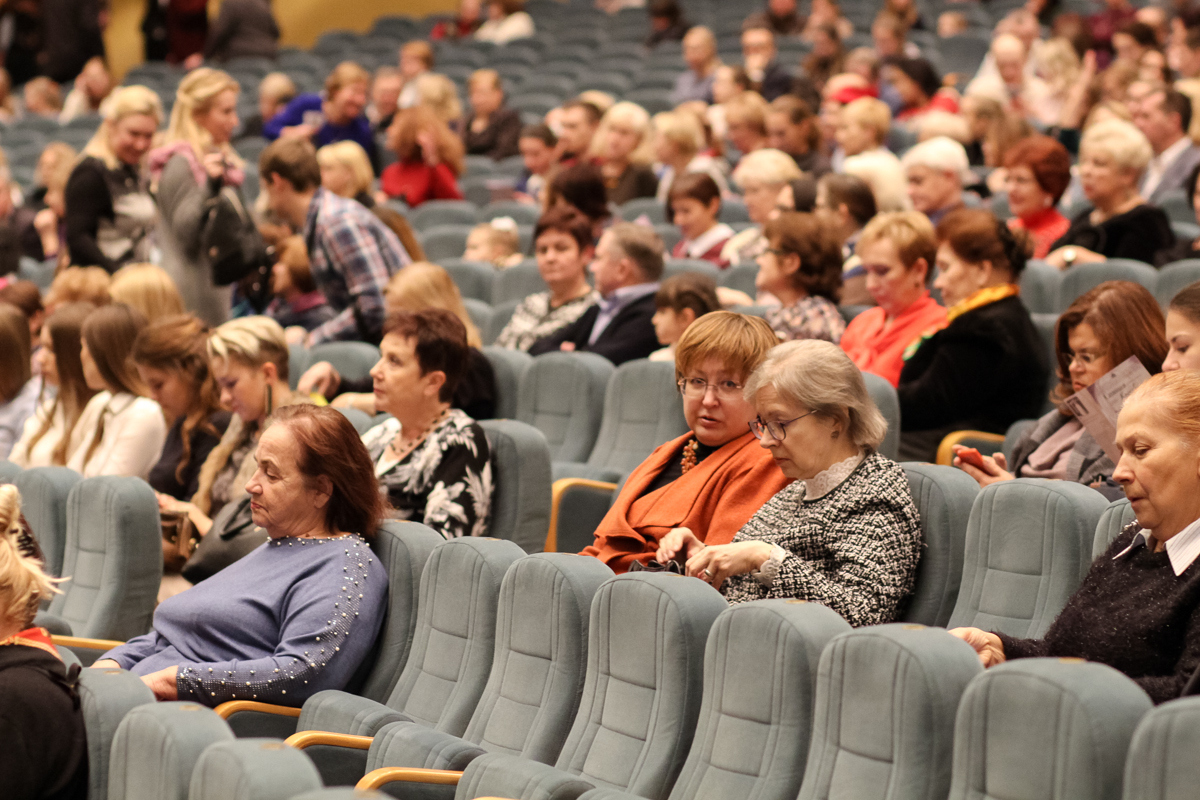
[52,635,124,651]
[936,430,1006,466]
[356,767,464,790]
[285,731,373,750]
[214,700,302,720]
[546,477,618,552]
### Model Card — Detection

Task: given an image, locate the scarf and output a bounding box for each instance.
[903,284,1020,361]
[0,627,60,661]
[148,141,245,188]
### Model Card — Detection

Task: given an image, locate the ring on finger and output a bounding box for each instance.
[703,569,713,579]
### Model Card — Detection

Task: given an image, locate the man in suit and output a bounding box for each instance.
[1134,88,1200,204]
[529,223,662,365]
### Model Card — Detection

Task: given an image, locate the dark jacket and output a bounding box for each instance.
[149,411,233,501]
[607,163,659,206]
[203,0,279,62]
[528,292,660,365]
[463,107,523,160]
[40,0,106,82]
[757,62,794,102]
[1051,203,1175,265]
[64,156,156,273]
[897,295,1048,456]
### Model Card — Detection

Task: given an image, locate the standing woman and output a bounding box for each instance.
[149,68,244,327]
[67,304,167,479]
[589,101,660,205]
[64,85,162,273]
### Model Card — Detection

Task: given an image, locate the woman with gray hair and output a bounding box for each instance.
[656,339,921,626]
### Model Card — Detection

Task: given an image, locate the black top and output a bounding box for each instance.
[463,107,523,161]
[1000,524,1200,704]
[758,62,794,102]
[1050,203,1175,265]
[341,346,497,421]
[0,642,88,800]
[607,164,660,206]
[792,149,831,178]
[641,438,718,496]
[64,156,152,273]
[898,294,1047,434]
[528,292,661,366]
[149,411,232,501]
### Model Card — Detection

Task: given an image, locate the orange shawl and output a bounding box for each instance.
[582,431,792,573]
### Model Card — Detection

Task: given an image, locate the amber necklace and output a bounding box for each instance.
[681,438,700,474]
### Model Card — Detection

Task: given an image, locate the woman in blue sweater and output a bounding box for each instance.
[93,405,389,707]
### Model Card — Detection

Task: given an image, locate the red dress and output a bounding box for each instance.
[380,161,464,207]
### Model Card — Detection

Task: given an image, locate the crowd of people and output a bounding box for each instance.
[8,0,1200,793]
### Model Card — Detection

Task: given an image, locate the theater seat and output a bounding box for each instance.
[947,479,1109,638]
[797,625,982,800]
[1059,260,1157,310]
[900,464,979,627]
[491,260,548,305]
[947,659,1151,800]
[108,702,235,800]
[332,406,375,435]
[0,459,20,481]
[516,352,613,463]
[188,740,323,800]
[13,466,80,578]
[862,372,900,461]
[1093,498,1137,560]
[1154,259,1200,308]
[481,346,533,420]
[453,572,727,800]
[480,419,553,553]
[1122,696,1200,800]
[77,667,156,800]
[307,341,381,386]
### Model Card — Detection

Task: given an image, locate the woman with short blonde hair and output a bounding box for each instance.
[109,263,187,324]
[652,108,730,202]
[316,140,375,199]
[587,101,659,205]
[721,147,803,265]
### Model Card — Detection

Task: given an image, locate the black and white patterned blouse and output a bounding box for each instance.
[493,290,599,352]
[361,410,493,540]
[722,450,921,626]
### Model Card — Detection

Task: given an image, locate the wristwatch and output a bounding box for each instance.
[1062,247,1077,267]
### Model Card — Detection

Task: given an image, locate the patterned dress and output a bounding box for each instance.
[765,296,846,344]
[493,290,599,352]
[361,410,493,539]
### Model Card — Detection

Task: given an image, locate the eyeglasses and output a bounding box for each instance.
[749,410,817,441]
[678,377,744,400]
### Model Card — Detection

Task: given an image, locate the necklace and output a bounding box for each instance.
[681,438,700,474]
[387,407,450,463]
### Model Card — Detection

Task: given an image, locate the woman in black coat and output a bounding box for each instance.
[463,69,523,160]
[898,209,1048,462]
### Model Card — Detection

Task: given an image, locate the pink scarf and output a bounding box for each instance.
[148,141,245,188]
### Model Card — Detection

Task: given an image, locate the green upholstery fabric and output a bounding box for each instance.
[482,346,534,421]
[948,659,1152,800]
[441,258,497,300]
[947,479,1109,638]
[0,458,21,481]
[1059,260,1157,310]
[517,352,613,464]
[1018,260,1061,315]
[1121,696,1200,800]
[552,482,617,556]
[455,572,727,800]
[188,739,323,800]
[479,419,553,553]
[47,477,161,640]
[863,373,900,461]
[307,341,381,386]
[1093,499,1137,561]
[13,466,81,578]
[492,261,549,305]
[797,625,982,800]
[108,702,234,800]
[332,407,376,435]
[1154,259,1200,308]
[900,464,979,627]
[77,667,156,800]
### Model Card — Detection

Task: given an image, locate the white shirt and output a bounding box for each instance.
[66,391,167,480]
[678,222,735,260]
[1141,135,1193,200]
[474,11,534,44]
[1113,515,1200,576]
[9,395,68,468]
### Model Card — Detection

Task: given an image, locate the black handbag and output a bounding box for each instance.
[181,496,268,583]
[200,184,271,287]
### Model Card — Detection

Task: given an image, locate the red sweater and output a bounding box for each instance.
[380,161,463,207]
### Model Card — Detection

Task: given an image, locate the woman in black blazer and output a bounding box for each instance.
[897,208,1049,462]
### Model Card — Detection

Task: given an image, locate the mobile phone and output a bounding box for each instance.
[957,447,986,470]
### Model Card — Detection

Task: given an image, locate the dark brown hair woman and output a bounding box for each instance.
[758,210,846,343]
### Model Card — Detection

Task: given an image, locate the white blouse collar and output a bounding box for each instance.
[802,451,865,501]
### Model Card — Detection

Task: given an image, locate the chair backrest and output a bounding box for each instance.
[1029,312,1060,412]
[900,464,979,627]
[1122,696,1200,800]
[410,200,479,230]
[288,342,311,389]
[490,261,548,305]
[332,406,376,435]
[48,477,162,640]
[948,659,1152,800]
[307,341,381,386]
[551,573,727,796]
[663,259,720,282]
[479,419,553,553]
[108,702,234,800]
[13,466,81,578]
[481,346,533,420]
[586,359,690,479]
[355,521,445,704]
[387,537,525,733]
[188,739,323,800]
[464,297,493,337]
[947,478,1109,638]
[719,264,758,297]
[1154,259,1200,308]
[798,625,983,800]
[666,600,850,800]
[620,197,667,224]
[1059,260,1158,310]
[1019,259,1062,315]
[442,258,498,302]
[0,459,20,481]
[77,667,156,800]
[863,372,901,461]
[1093,498,1137,561]
[486,299,520,345]
[516,352,614,463]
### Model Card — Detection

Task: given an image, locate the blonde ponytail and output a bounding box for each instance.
[0,485,62,629]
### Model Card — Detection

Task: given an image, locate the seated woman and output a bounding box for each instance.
[759,211,847,343]
[1165,281,1200,372]
[0,304,38,460]
[952,369,1200,704]
[840,211,947,387]
[657,339,921,625]
[474,0,535,44]
[380,105,465,207]
[93,405,388,707]
[67,304,167,479]
[463,69,522,160]
[1045,119,1175,268]
[1003,135,1072,260]
[262,62,376,168]
[583,312,792,572]
[954,281,1166,490]
[361,309,493,540]
[721,148,802,267]
[131,315,232,501]
[898,209,1048,462]
[816,172,878,304]
[494,208,600,351]
[265,236,335,333]
[0,484,86,797]
[650,272,721,362]
[882,56,959,125]
[108,263,187,325]
[653,109,730,204]
[544,163,614,243]
[668,173,734,269]
[589,101,660,206]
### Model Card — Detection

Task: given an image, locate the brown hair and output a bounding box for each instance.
[0,280,42,319]
[274,236,317,294]
[131,315,224,485]
[668,172,722,208]
[655,273,721,318]
[26,303,96,465]
[259,137,322,192]
[936,207,1031,280]
[1053,281,1167,407]
[1170,280,1200,322]
[385,262,482,348]
[0,303,31,403]
[44,266,111,310]
[534,207,593,252]
[763,211,845,302]
[108,263,186,324]
[82,303,148,397]
[674,310,779,383]
[265,405,383,538]
[324,61,371,98]
[388,105,465,177]
[769,95,822,151]
[383,308,470,402]
[401,40,435,70]
[818,173,878,227]
[1003,135,1072,204]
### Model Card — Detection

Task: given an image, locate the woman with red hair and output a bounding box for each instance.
[380,105,465,207]
[1003,136,1073,259]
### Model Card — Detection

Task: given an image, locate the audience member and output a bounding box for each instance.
[381,105,466,206]
[802,22,845,93]
[843,148,910,212]
[367,67,403,131]
[20,144,74,263]
[109,263,187,324]
[529,222,663,364]
[414,72,465,133]
[884,56,959,123]
[586,311,791,569]
[658,339,920,623]
[242,72,296,139]
[721,148,801,267]
[646,0,688,47]
[741,26,792,101]
[475,0,535,44]
[766,95,831,176]
[514,123,556,204]
[43,266,111,311]
[668,173,733,268]
[263,62,376,169]
[841,211,946,386]
[398,41,435,109]
[872,12,915,61]
[265,236,335,332]
[707,64,752,143]
[589,101,659,205]
[723,92,770,161]
[22,78,62,119]
[1164,281,1200,372]
[833,96,894,168]
[966,34,1056,126]
[544,163,614,239]
[902,135,970,223]
[816,172,878,302]
[0,281,43,339]
[464,218,522,268]
[64,85,162,273]
[671,26,720,105]
[556,99,603,165]
[649,272,720,361]
[1132,87,1200,204]
[464,69,522,160]
[743,0,803,37]
[759,211,846,343]
[898,209,1047,461]
[0,304,36,459]
[1003,135,1072,258]
[653,108,730,202]
[1156,163,1200,265]
[200,0,279,64]
[360,309,493,539]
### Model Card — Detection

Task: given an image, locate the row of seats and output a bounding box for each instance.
[1021,257,1200,316]
[403,196,752,231]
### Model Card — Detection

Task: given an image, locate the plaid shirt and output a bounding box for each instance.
[303,188,409,344]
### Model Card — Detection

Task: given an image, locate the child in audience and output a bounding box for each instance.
[267,236,335,334]
[463,218,524,268]
[514,123,557,205]
[22,77,61,118]
[650,272,721,362]
[669,173,734,268]
[244,72,296,138]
